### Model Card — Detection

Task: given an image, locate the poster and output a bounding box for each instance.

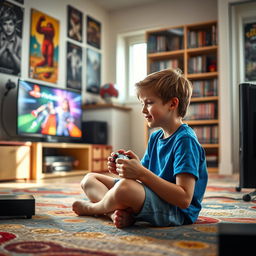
[13,0,24,4]
[86,48,101,94]
[87,16,101,49]
[29,9,59,83]
[0,0,23,76]
[67,5,83,43]
[66,41,82,90]
[244,22,256,81]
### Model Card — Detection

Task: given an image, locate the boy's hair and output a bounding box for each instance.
[135,69,192,118]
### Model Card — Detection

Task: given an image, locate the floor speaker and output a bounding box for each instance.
[218,223,256,255]
[82,121,108,144]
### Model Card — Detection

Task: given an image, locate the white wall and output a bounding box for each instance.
[107,0,218,158]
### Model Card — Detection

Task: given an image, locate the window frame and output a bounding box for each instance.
[116,31,147,103]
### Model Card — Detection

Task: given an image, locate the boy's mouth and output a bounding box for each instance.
[145,115,152,121]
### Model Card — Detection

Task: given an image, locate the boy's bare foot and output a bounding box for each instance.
[72,200,93,216]
[111,209,135,228]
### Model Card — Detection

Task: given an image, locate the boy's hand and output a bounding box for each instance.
[107,149,140,176]
[107,149,126,175]
[107,155,118,175]
[115,150,145,180]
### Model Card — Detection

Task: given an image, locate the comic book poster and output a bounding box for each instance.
[66,41,82,90]
[29,9,59,83]
[87,16,101,49]
[86,48,101,94]
[244,22,256,81]
[67,5,83,43]
[0,0,23,76]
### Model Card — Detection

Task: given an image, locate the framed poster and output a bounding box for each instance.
[244,21,256,81]
[67,5,83,43]
[66,41,82,90]
[13,0,24,4]
[87,16,101,49]
[0,0,23,76]
[86,48,101,94]
[29,9,59,83]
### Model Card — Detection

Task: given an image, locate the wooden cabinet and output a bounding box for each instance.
[146,21,219,173]
[0,142,31,181]
[91,145,113,172]
[31,142,92,180]
[30,142,113,180]
[0,141,113,180]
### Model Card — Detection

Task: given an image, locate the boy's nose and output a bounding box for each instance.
[141,105,147,114]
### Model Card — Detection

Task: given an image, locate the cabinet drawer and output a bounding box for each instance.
[0,146,30,180]
[92,160,102,172]
[92,146,102,159]
[103,146,112,159]
[102,159,108,171]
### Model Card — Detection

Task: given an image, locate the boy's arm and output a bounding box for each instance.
[139,169,195,209]
[116,151,196,209]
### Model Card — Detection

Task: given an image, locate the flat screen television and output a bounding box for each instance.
[17,79,82,142]
[239,83,256,189]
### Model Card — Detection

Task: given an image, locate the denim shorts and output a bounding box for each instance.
[114,179,185,227]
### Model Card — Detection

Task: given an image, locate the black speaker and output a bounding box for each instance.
[82,121,108,144]
[218,223,256,255]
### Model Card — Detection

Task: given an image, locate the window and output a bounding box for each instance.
[116,32,147,103]
[128,41,147,98]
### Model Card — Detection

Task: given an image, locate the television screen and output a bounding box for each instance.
[17,79,82,141]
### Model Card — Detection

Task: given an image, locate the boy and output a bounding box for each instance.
[72,69,208,228]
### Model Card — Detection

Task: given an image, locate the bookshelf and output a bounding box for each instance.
[146,21,219,173]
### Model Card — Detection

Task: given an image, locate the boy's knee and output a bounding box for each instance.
[114,179,136,202]
[80,173,96,190]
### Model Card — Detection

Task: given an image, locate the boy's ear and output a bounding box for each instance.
[169,97,179,109]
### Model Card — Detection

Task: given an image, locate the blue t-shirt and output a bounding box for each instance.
[141,124,208,223]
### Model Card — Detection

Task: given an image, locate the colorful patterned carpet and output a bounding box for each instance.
[0,174,256,256]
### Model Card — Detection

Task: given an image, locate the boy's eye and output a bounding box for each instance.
[140,100,154,107]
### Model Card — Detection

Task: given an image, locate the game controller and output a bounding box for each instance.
[112,152,131,163]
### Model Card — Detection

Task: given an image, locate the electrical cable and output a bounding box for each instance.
[203,196,243,201]
[0,80,16,138]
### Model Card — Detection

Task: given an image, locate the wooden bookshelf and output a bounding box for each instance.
[146,20,219,172]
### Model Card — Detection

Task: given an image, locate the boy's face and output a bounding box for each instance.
[138,88,173,129]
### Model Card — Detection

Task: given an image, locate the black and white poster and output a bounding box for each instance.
[0,0,23,76]
[66,41,82,90]
[86,48,101,94]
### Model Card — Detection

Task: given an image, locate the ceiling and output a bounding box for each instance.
[92,0,161,11]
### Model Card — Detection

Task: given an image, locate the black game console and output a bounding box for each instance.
[0,195,35,219]
[43,155,75,173]
[218,222,256,255]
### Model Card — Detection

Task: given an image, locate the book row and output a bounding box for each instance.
[192,78,218,97]
[147,31,183,53]
[193,125,218,144]
[185,102,217,120]
[188,55,217,74]
[187,25,218,48]
[150,59,180,73]
[206,154,218,167]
